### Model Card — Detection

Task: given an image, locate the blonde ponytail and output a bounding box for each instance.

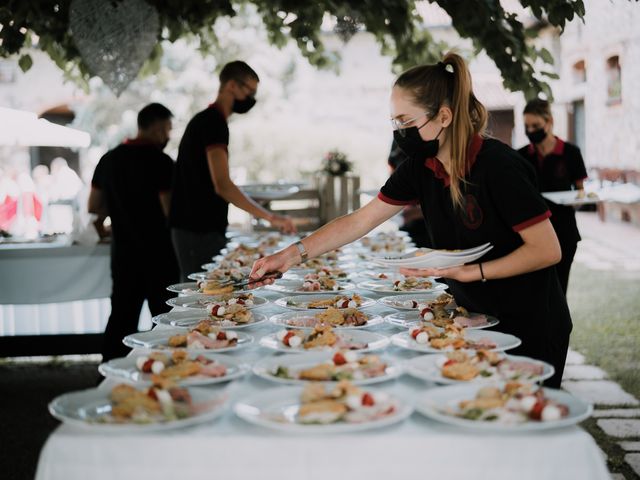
[442,52,488,209]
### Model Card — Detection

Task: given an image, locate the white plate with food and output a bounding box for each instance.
[406,352,554,384]
[377,293,451,311]
[234,383,412,433]
[153,310,267,329]
[357,278,448,294]
[49,384,228,432]
[269,309,383,330]
[123,328,253,353]
[166,293,268,310]
[274,293,376,310]
[344,243,416,256]
[542,190,602,206]
[99,351,249,386]
[166,282,204,294]
[414,382,592,432]
[187,266,251,282]
[265,278,356,295]
[391,326,521,353]
[259,327,390,354]
[352,270,405,281]
[253,352,402,386]
[384,311,499,330]
[283,267,351,281]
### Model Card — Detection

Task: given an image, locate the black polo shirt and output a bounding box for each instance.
[91,139,174,259]
[169,103,229,233]
[518,138,587,245]
[379,136,572,370]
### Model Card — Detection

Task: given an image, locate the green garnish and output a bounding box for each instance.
[273,366,291,379]
[333,370,354,381]
[460,408,484,420]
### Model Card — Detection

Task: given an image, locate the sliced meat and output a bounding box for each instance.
[199,362,227,377]
[454,314,489,328]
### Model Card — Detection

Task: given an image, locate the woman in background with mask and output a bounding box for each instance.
[517,99,588,295]
[250,52,572,388]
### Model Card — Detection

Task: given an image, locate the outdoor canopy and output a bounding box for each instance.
[0,107,91,148]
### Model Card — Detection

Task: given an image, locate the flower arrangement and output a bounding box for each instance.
[321,150,353,176]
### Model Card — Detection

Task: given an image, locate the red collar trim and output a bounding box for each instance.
[528,136,565,157]
[208,102,228,120]
[424,134,484,187]
[124,138,155,146]
[551,137,565,155]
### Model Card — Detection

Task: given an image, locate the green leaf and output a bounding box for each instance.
[18,54,32,72]
[538,48,555,65]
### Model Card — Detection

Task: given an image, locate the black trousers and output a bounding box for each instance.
[555,241,578,296]
[101,251,179,362]
[171,228,227,282]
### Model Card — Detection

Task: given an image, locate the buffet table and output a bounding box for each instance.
[35,288,610,480]
[0,239,111,305]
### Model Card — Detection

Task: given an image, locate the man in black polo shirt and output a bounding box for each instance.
[169,61,295,281]
[89,103,179,362]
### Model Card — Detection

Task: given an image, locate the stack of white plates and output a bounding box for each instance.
[370,243,493,269]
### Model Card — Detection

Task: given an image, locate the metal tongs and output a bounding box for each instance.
[217,271,283,289]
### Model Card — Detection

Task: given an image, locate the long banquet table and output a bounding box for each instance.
[0,238,111,305]
[35,284,609,480]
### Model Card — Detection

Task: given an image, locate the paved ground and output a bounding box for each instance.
[566,213,640,479]
[574,212,640,278]
[0,212,639,480]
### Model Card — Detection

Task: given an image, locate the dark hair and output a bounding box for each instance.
[394,52,487,209]
[219,61,260,86]
[137,103,172,130]
[523,98,552,121]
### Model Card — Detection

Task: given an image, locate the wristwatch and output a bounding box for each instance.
[294,240,308,262]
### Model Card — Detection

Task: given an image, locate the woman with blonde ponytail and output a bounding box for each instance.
[250,53,572,388]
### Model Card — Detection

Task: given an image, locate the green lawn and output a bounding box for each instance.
[567,263,640,399]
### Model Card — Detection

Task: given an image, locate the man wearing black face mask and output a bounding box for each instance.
[89,103,179,362]
[517,98,588,295]
[169,61,296,281]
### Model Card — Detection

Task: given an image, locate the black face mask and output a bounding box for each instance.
[526,127,547,144]
[393,119,443,161]
[233,96,256,114]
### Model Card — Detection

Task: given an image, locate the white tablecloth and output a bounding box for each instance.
[0,240,111,304]
[35,290,610,480]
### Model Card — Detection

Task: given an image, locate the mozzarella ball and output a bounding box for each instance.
[541,404,562,421]
[135,356,149,370]
[288,335,302,348]
[345,394,362,410]
[415,332,429,344]
[151,360,165,375]
[373,392,390,404]
[344,351,358,363]
[519,395,538,413]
